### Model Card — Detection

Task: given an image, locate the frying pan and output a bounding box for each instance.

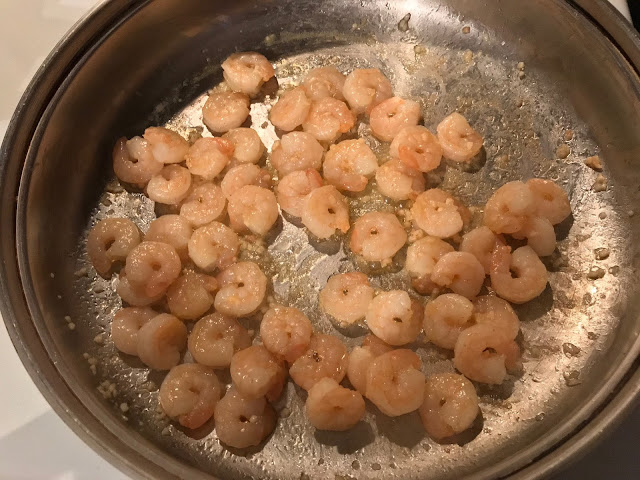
[1,0,639,479]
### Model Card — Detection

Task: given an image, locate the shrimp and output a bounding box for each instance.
[88,218,141,277]
[453,323,521,384]
[431,252,486,299]
[143,127,189,164]
[459,226,500,274]
[230,345,287,401]
[269,86,312,132]
[390,126,443,173]
[526,178,571,225]
[116,271,164,307]
[346,335,392,395]
[187,221,239,272]
[166,271,218,321]
[214,387,276,449]
[365,349,425,416]
[188,313,252,368]
[275,169,324,218]
[221,51,275,97]
[179,182,226,227]
[112,136,163,187]
[419,373,479,440]
[221,164,272,199]
[512,216,556,257]
[301,185,350,239]
[111,307,157,356]
[320,272,374,325]
[472,295,520,340]
[436,112,483,163]
[302,66,346,101]
[124,241,181,297]
[305,378,365,431]
[159,363,223,429]
[405,236,455,295]
[369,97,421,142]
[302,97,356,143]
[146,165,192,205]
[227,185,279,236]
[342,68,393,114]
[349,212,407,263]
[366,290,423,346]
[202,91,250,134]
[483,181,536,235]
[289,334,348,391]
[214,261,267,317]
[222,128,265,166]
[260,306,313,363]
[137,313,188,371]
[322,139,378,192]
[185,137,234,181]
[423,294,474,349]
[145,215,192,262]
[489,245,548,304]
[411,189,469,238]
[375,158,426,201]
[270,131,324,176]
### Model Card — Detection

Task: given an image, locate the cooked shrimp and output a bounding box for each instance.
[137,313,187,370]
[346,335,392,395]
[423,294,474,349]
[214,387,276,448]
[411,189,468,238]
[370,97,421,142]
[365,349,425,416]
[301,185,350,239]
[215,261,267,317]
[349,212,407,263]
[145,215,192,262]
[270,131,324,176]
[302,97,356,143]
[513,216,556,257]
[221,51,275,97]
[222,127,265,166]
[88,218,141,277]
[159,363,223,429]
[489,245,548,303]
[188,313,252,368]
[526,178,571,225]
[116,271,164,307]
[289,334,348,391]
[269,86,311,132]
[146,165,192,205]
[305,378,365,431]
[166,271,218,321]
[227,185,279,236]
[275,169,324,218]
[319,272,374,325]
[375,158,426,201]
[111,307,157,356]
[221,164,272,199]
[179,182,226,227]
[231,345,287,401]
[202,91,250,134]
[185,137,234,180]
[454,323,521,384]
[483,181,536,234]
[124,241,181,297]
[342,68,393,114]
[302,66,346,101]
[472,295,520,340]
[390,126,443,173]
[431,251,486,299]
[419,373,479,440]
[366,290,422,346]
[405,235,454,295]
[187,221,239,272]
[322,139,378,192]
[436,112,483,163]
[143,126,189,164]
[459,226,500,274]
[260,306,313,363]
[112,136,163,187]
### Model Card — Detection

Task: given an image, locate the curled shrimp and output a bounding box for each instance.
[214,261,267,317]
[472,295,520,340]
[146,165,192,205]
[188,313,252,368]
[405,235,455,295]
[124,241,181,297]
[302,97,356,143]
[145,214,192,263]
[390,126,443,173]
[270,86,312,132]
[411,189,469,238]
[270,131,324,176]
[342,68,393,114]
[202,91,250,134]
[221,164,272,200]
[88,218,141,277]
[366,290,423,346]
[459,226,500,274]
[375,158,426,201]
[179,182,226,227]
[111,307,157,356]
[526,178,571,225]
[431,251,486,299]
[484,181,536,235]
[349,212,407,263]
[166,271,218,321]
[301,185,350,239]
[260,306,313,363]
[423,293,474,349]
[320,272,374,325]
[143,127,189,164]
[305,378,365,431]
[436,112,483,163]
[185,137,234,181]
[112,136,163,187]
[231,345,287,401]
[276,169,324,218]
[322,139,378,192]
[302,66,346,101]
[222,127,265,166]
[187,221,239,272]
[369,97,421,142]
[222,51,275,97]
[346,335,393,395]
[489,245,548,304]
[289,334,348,391]
[137,313,188,371]
[227,185,279,236]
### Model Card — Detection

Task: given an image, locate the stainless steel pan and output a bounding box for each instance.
[1,1,639,479]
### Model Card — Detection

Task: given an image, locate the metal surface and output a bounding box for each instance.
[1,0,639,479]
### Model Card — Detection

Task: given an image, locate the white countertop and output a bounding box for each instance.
[0,1,636,479]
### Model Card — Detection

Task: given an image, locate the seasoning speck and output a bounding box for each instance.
[556,144,570,159]
[50,272,55,278]
[414,44,426,55]
[161,427,171,436]
[628,210,635,217]
[584,155,602,171]
[64,315,71,323]
[463,50,473,63]
[535,412,545,421]
[587,331,599,340]
[398,13,411,32]
[592,174,608,192]
[563,369,581,387]
[563,130,574,141]
[587,266,605,279]
[89,364,97,375]
[608,265,620,276]
[518,71,526,80]
[67,322,76,330]
[352,460,361,470]
[594,247,610,260]
[120,402,129,413]
[562,342,581,357]
[264,33,276,46]
[462,26,471,34]
[372,463,382,471]
[517,61,525,71]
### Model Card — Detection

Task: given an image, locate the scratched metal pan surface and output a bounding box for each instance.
[1,0,640,479]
